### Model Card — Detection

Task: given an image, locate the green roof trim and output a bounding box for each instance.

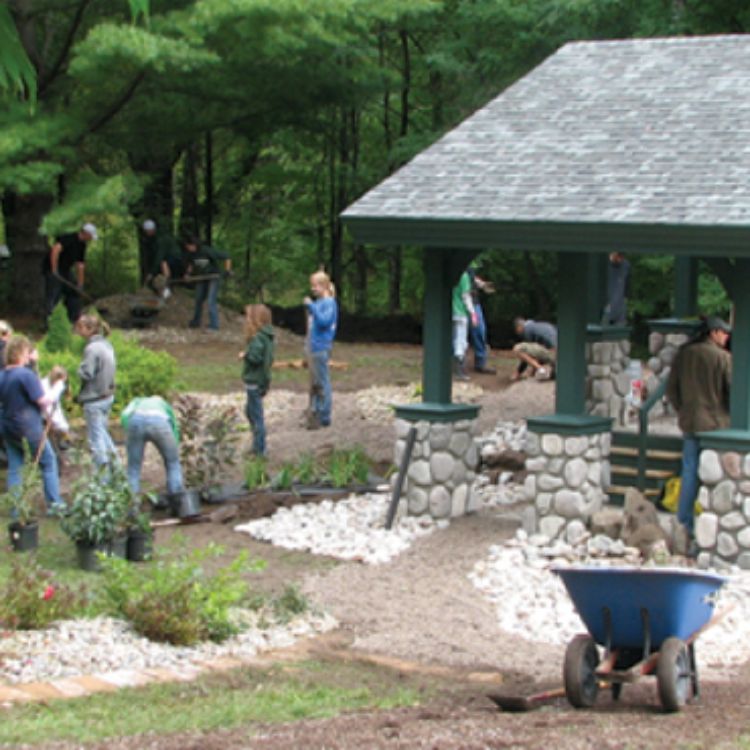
[394,402,480,423]
[647,318,704,335]
[527,414,612,435]
[698,429,750,452]
[586,324,631,342]
[342,217,750,257]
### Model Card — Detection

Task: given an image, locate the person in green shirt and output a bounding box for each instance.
[452,270,477,381]
[141,220,184,287]
[240,304,275,457]
[183,235,232,330]
[121,396,183,496]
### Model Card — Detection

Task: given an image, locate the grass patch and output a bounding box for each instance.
[0,660,424,746]
[175,361,239,393]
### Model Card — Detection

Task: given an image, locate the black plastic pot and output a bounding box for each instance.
[75,541,109,572]
[202,482,246,505]
[110,534,128,559]
[127,530,153,562]
[168,489,202,519]
[8,521,39,552]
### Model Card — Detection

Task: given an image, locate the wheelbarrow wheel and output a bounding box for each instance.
[564,634,600,708]
[657,637,691,712]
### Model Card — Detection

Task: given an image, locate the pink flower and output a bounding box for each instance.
[42,585,55,601]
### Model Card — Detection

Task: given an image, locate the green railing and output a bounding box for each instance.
[636,375,669,490]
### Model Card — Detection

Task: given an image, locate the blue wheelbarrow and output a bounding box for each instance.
[553,566,727,712]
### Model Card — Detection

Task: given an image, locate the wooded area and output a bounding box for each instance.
[0,0,747,336]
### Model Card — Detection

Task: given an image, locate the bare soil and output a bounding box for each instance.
[31,301,750,748]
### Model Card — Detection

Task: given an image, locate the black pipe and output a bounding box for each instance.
[385,425,418,530]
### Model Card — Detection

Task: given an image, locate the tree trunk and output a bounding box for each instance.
[388,247,402,314]
[204,131,213,244]
[178,143,200,240]
[1,191,53,318]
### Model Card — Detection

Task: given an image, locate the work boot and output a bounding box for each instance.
[453,357,469,381]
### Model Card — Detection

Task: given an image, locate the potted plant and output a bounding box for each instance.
[1,456,43,553]
[126,505,154,562]
[60,464,133,571]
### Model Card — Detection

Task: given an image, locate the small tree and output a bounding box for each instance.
[45,303,74,353]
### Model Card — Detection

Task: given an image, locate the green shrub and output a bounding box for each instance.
[99,539,265,645]
[325,446,370,487]
[45,302,74,353]
[37,329,176,417]
[0,556,88,629]
[244,456,269,490]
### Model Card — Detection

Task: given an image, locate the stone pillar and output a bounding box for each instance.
[645,319,703,419]
[394,415,481,519]
[585,326,631,425]
[695,446,750,569]
[523,417,612,543]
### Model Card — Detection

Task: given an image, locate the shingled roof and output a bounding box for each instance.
[342,35,750,256]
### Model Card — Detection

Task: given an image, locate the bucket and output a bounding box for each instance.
[168,489,202,519]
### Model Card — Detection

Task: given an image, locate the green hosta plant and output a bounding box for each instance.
[60,463,134,545]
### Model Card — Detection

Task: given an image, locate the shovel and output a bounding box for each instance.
[487,686,567,712]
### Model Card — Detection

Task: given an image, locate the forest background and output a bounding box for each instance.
[0,0,746,346]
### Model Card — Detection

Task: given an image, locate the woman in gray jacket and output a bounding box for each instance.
[75,314,117,471]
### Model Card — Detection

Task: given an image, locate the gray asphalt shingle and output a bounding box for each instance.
[343,36,750,229]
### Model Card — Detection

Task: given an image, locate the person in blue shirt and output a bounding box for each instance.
[304,271,337,429]
[0,335,64,511]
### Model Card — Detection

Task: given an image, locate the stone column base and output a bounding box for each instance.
[394,417,480,519]
[524,417,611,543]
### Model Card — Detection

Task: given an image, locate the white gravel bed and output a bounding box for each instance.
[0,609,337,686]
[235,493,442,564]
[469,531,750,680]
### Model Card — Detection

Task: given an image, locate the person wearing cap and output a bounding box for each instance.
[44,223,97,323]
[140,219,183,286]
[666,315,732,556]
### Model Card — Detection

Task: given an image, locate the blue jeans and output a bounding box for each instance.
[5,435,63,509]
[677,435,700,534]
[83,395,118,469]
[126,413,183,494]
[245,386,266,456]
[310,349,332,426]
[452,316,469,360]
[468,302,488,369]
[190,278,221,330]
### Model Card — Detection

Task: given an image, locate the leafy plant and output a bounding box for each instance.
[0,556,88,629]
[324,446,370,488]
[99,539,265,645]
[271,462,295,491]
[60,463,134,545]
[175,395,242,492]
[271,584,310,625]
[244,455,269,490]
[45,302,74,353]
[0,449,43,526]
[294,453,318,485]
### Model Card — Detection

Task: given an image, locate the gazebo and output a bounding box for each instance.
[342,35,750,568]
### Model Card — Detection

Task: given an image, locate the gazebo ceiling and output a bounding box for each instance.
[342,35,750,257]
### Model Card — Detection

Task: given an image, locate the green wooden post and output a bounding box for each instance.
[421,248,478,405]
[556,252,588,415]
[674,257,698,318]
[731,259,750,430]
[586,253,607,323]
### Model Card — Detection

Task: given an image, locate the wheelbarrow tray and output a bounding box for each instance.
[554,566,725,651]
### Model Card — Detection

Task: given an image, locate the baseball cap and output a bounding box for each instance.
[705,315,731,333]
[81,222,98,241]
[142,219,156,232]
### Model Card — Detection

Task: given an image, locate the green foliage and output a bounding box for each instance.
[99,539,264,645]
[175,394,243,491]
[60,464,134,545]
[294,452,318,485]
[244,455,269,490]
[271,462,295,491]
[271,584,310,624]
[325,446,370,487]
[0,449,43,525]
[0,556,87,630]
[45,303,74,353]
[0,5,37,101]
